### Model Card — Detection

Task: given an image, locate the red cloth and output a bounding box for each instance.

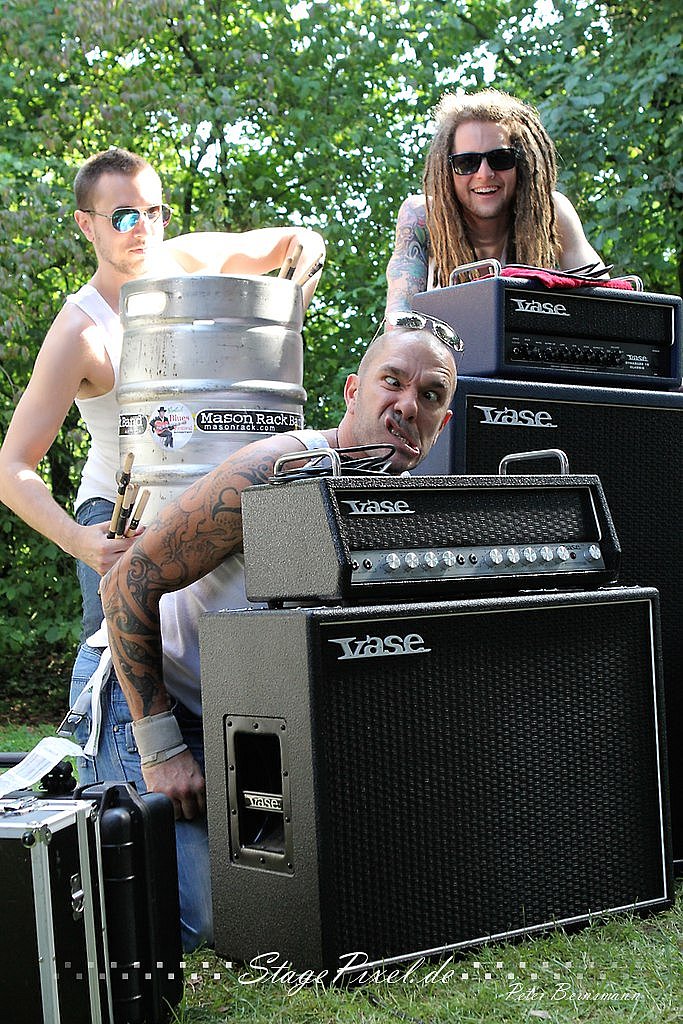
[500,266,636,290]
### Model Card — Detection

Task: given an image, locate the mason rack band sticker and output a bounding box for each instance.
[196,409,303,433]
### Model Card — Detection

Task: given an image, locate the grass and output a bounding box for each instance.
[3,722,681,1023]
[174,891,683,1023]
[0,719,57,752]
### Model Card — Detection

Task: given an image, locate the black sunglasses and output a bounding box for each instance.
[82,204,173,233]
[448,147,519,176]
[373,312,464,353]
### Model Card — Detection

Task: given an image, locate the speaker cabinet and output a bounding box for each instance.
[415,378,683,868]
[200,588,673,977]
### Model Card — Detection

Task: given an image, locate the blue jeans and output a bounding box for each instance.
[70,644,213,952]
[75,497,114,642]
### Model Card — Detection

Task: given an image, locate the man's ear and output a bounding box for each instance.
[74,209,95,242]
[343,373,360,412]
[436,408,453,437]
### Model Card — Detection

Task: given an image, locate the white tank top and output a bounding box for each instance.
[159,429,329,715]
[69,284,123,510]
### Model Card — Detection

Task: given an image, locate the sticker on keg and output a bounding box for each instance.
[149,403,194,450]
[119,412,148,436]
[195,409,304,433]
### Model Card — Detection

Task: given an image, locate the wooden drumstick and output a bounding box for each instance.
[114,482,138,538]
[126,489,151,535]
[294,256,325,284]
[285,243,303,280]
[107,452,135,537]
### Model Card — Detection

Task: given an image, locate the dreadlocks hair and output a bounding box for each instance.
[423,89,559,286]
[74,148,154,210]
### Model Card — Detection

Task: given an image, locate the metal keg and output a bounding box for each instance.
[118,275,306,521]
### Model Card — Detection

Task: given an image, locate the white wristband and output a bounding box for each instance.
[132,710,188,767]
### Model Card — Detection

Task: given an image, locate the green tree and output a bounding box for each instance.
[0,0,680,702]
[499,0,683,293]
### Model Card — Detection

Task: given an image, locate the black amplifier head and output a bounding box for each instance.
[242,473,620,605]
[413,275,682,389]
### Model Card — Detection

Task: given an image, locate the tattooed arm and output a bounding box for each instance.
[385,195,431,320]
[99,431,318,815]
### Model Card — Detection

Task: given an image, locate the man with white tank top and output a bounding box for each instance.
[0,147,325,643]
[0,147,325,950]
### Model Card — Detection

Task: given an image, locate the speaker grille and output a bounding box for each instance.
[341,486,592,549]
[315,598,666,963]
[455,384,682,861]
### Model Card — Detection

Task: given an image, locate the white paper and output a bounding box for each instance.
[0,737,83,798]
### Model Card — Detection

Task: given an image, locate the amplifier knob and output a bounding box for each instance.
[556,545,571,561]
[540,545,554,562]
[488,548,504,566]
[423,550,439,568]
[586,544,602,561]
[404,552,420,570]
[506,547,521,564]
[523,547,538,563]
[442,551,458,567]
[385,553,401,571]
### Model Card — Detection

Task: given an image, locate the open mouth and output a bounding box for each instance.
[387,421,420,457]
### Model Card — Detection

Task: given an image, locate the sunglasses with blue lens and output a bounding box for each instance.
[82,204,172,232]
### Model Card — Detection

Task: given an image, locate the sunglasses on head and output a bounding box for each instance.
[82,204,173,232]
[448,147,519,176]
[373,312,464,353]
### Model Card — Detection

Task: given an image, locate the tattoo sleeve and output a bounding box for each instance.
[385,196,431,319]
[100,438,296,718]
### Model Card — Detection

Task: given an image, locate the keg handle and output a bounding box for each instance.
[273,447,343,479]
[448,258,502,286]
[123,290,169,317]
[499,449,570,476]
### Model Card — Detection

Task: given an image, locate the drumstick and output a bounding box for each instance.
[107,452,135,538]
[278,254,294,278]
[126,489,151,535]
[114,483,139,538]
[294,256,325,284]
[285,243,303,280]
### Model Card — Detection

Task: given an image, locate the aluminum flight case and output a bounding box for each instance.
[0,796,113,1024]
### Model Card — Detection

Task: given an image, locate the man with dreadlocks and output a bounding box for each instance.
[385,89,606,317]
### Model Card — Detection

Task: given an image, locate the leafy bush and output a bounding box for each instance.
[0,510,81,722]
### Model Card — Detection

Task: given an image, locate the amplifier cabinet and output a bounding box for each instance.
[242,474,620,603]
[415,378,683,868]
[200,587,673,977]
[413,276,682,388]
[0,798,112,1024]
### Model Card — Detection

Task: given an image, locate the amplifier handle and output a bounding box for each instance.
[449,258,502,285]
[273,446,343,478]
[612,274,643,291]
[499,449,570,476]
